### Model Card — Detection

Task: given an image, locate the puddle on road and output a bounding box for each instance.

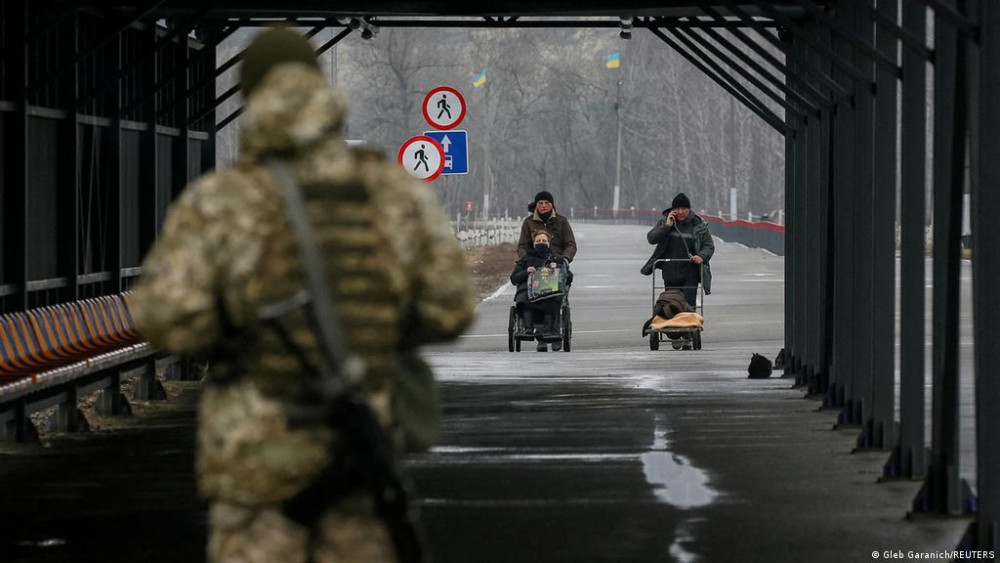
[641,415,717,509]
[643,415,715,562]
[668,519,703,563]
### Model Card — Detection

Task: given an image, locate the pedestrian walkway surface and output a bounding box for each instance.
[0,223,977,562]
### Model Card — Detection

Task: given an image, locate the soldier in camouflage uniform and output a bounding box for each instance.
[127,28,475,563]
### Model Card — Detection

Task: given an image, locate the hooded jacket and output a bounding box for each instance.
[128,64,475,504]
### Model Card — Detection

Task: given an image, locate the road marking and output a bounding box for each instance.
[482,283,514,302]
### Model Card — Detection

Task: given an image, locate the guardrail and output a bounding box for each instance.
[0,295,193,442]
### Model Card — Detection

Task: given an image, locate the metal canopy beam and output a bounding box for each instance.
[683,13,831,111]
[661,24,802,121]
[648,26,790,136]
[364,18,779,29]
[750,0,875,89]
[64,1,819,19]
[186,25,327,128]
[214,27,354,131]
[672,25,810,118]
[716,0,853,103]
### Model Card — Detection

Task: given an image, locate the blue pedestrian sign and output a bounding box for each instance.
[423,130,469,175]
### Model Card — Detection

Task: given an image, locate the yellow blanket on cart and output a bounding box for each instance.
[650,312,704,331]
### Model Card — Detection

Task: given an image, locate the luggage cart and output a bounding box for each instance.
[648,259,703,351]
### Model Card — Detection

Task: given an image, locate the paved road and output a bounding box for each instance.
[0,222,977,563]
[414,222,973,563]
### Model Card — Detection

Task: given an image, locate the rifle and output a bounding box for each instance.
[261,161,428,563]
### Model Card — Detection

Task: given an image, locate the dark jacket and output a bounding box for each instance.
[654,289,694,319]
[641,214,714,294]
[517,209,577,263]
[510,247,571,303]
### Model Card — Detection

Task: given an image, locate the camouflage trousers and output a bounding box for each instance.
[207,492,396,563]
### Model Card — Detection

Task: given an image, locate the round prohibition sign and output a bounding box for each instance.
[422,86,466,130]
[398,135,446,182]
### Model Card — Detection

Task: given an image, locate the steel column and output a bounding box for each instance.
[172,38,190,196]
[59,12,81,303]
[108,30,124,293]
[830,1,859,416]
[844,0,876,432]
[793,0,901,76]
[27,0,166,95]
[972,0,1000,547]
[149,25,239,120]
[860,0,900,450]
[782,62,797,377]
[790,32,809,382]
[801,89,819,389]
[138,23,159,254]
[915,0,973,516]
[845,0,935,61]
[887,1,929,480]
[76,9,213,109]
[810,20,833,395]
[819,104,834,396]
[3,1,29,313]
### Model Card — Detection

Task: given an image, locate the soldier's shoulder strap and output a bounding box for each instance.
[267,160,364,397]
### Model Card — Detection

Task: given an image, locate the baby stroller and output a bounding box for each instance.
[508,264,572,352]
[647,259,704,351]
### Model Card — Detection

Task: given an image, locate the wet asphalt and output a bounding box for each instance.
[0,223,977,562]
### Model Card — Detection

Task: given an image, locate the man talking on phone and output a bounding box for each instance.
[640,192,714,306]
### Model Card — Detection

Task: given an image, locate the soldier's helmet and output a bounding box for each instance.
[240,27,321,99]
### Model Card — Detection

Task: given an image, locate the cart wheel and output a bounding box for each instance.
[649,332,659,351]
[508,307,516,352]
[561,307,572,352]
[693,331,702,350]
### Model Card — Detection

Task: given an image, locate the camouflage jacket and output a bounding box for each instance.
[127,64,475,505]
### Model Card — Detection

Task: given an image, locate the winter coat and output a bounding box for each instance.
[516,210,577,262]
[641,214,714,294]
[654,289,694,319]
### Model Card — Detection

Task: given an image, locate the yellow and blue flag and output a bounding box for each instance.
[473,68,488,87]
[606,52,621,69]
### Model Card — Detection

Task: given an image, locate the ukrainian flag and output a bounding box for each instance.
[606,52,621,69]
[473,68,488,87]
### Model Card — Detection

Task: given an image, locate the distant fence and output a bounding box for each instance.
[573,208,786,256]
[451,217,520,249]
[701,215,785,255]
